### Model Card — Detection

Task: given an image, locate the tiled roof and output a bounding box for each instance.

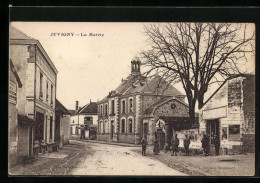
[10,27,35,40]
[78,102,98,114]
[56,99,71,115]
[68,109,77,115]
[112,74,183,97]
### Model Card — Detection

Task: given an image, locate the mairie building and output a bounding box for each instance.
[97,59,198,148]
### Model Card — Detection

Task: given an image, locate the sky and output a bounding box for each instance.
[10,22,255,110]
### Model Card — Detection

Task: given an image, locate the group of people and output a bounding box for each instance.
[141,133,220,157]
[201,134,220,156]
[141,134,191,157]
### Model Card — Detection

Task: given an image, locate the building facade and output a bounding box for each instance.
[55,99,71,148]
[9,27,58,156]
[199,75,255,154]
[97,59,197,146]
[70,101,98,139]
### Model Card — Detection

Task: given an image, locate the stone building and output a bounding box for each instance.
[70,101,98,139]
[55,99,71,148]
[9,27,58,156]
[199,75,255,154]
[97,59,197,147]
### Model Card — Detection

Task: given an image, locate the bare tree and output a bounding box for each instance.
[141,23,255,123]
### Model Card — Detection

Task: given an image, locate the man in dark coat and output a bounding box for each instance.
[153,137,160,155]
[141,137,147,156]
[80,125,85,139]
[201,134,208,156]
[171,134,179,156]
[184,134,191,156]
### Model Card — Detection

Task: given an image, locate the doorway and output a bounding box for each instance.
[156,129,165,150]
[206,119,220,155]
[29,127,33,157]
[35,112,44,141]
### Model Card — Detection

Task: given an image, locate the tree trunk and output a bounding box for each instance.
[198,93,204,110]
[188,100,196,125]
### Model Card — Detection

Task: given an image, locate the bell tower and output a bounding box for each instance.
[131,57,141,76]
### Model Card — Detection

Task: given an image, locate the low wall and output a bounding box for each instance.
[118,134,135,144]
[97,133,110,142]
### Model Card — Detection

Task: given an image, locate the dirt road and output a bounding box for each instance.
[71,141,186,176]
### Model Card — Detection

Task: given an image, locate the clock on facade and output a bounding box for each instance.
[171,104,176,109]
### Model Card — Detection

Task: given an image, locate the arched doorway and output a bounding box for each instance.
[156,119,166,150]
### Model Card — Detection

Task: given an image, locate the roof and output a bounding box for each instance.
[68,109,77,115]
[56,99,71,115]
[18,114,35,125]
[110,74,183,97]
[10,59,22,88]
[77,102,98,115]
[159,116,198,130]
[10,27,35,40]
[10,27,58,74]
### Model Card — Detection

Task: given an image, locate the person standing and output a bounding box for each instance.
[171,134,179,156]
[80,125,85,139]
[153,137,160,155]
[213,135,220,156]
[184,134,191,156]
[201,134,207,156]
[141,137,147,156]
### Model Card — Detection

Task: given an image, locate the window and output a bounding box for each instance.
[121,119,126,133]
[228,125,240,141]
[100,121,103,133]
[84,117,93,125]
[122,100,126,114]
[105,104,108,116]
[40,73,43,98]
[104,120,109,133]
[50,116,53,140]
[46,81,49,101]
[129,118,133,133]
[51,85,53,105]
[100,105,103,116]
[129,98,133,112]
[111,100,115,115]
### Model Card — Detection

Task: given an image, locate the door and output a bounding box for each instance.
[35,112,44,141]
[157,129,165,150]
[55,114,60,143]
[207,119,220,155]
[110,120,114,139]
[29,127,33,157]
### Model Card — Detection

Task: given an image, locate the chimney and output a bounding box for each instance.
[131,57,141,76]
[76,101,79,110]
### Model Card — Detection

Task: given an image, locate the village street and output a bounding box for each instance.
[10,140,186,176]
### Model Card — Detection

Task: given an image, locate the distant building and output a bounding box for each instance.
[97,58,197,148]
[9,27,58,157]
[55,99,71,148]
[199,75,255,154]
[70,101,98,139]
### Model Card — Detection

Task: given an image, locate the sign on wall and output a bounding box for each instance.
[9,80,17,104]
[202,106,227,120]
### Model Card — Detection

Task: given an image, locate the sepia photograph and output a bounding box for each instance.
[8,21,255,176]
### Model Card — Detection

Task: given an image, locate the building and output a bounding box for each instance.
[55,99,71,148]
[199,75,255,154]
[70,101,98,139]
[9,59,35,166]
[97,58,197,148]
[9,27,58,156]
